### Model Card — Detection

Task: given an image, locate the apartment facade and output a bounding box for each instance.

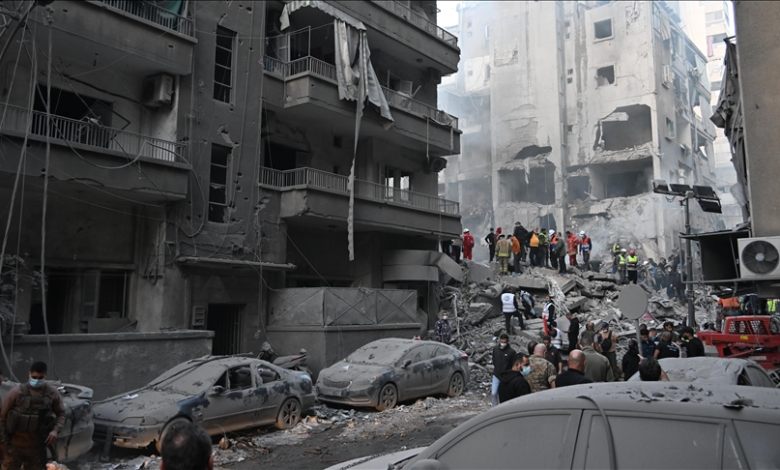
[0,1,460,366]
[440,0,720,261]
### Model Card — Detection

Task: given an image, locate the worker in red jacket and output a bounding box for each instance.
[462,229,475,260]
[566,231,580,267]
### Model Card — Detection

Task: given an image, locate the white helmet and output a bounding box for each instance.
[549,229,555,236]
[580,230,586,236]
[463,229,470,233]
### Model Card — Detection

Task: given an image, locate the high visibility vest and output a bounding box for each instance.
[497,239,512,257]
[627,255,638,270]
[768,299,777,313]
[612,245,620,255]
[618,254,627,267]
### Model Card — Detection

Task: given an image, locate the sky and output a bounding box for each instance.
[438,1,461,28]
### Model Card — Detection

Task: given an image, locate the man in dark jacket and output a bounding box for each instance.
[565,312,580,354]
[553,350,593,387]
[554,232,567,274]
[639,328,656,358]
[680,327,705,357]
[513,222,529,261]
[497,356,531,403]
[654,331,680,359]
[491,334,517,407]
[485,228,496,262]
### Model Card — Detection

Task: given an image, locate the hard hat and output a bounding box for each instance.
[463,229,469,233]
[642,260,649,265]
[621,248,627,253]
[549,230,555,236]
[580,230,586,236]
[630,250,636,255]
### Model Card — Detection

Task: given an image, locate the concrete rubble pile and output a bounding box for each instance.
[438,260,714,385]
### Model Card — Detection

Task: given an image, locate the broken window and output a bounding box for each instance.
[568,175,590,202]
[567,69,573,75]
[209,144,231,223]
[594,19,613,40]
[596,66,615,87]
[82,270,129,320]
[567,77,573,84]
[685,46,698,67]
[214,26,235,103]
[208,304,243,356]
[228,366,253,390]
[590,159,653,199]
[596,105,652,151]
[498,164,556,205]
[666,118,676,139]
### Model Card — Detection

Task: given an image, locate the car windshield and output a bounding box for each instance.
[345,342,409,366]
[148,360,227,395]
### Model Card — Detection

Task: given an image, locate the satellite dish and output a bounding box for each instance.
[617,284,648,321]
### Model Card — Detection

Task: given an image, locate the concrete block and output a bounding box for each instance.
[465,260,494,284]
[503,276,548,291]
[433,252,463,281]
[551,276,576,293]
[565,296,587,311]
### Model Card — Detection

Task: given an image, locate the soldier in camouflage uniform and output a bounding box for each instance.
[526,343,558,393]
[0,361,66,470]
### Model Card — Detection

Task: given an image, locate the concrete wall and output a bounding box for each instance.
[4,331,213,400]
[734,1,780,237]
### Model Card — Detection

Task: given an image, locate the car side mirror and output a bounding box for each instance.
[409,459,445,469]
[209,385,224,396]
[402,359,412,368]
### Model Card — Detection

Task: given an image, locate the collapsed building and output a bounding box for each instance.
[0,1,461,395]
[439,1,725,262]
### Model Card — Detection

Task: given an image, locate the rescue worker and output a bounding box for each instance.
[510,235,522,275]
[541,295,555,336]
[528,228,540,267]
[626,250,639,284]
[0,361,66,470]
[462,229,475,261]
[549,230,558,270]
[485,228,496,262]
[611,243,621,275]
[617,248,627,284]
[579,231,593,270]
[517,290,536,321]
[501,290,523,334]
[495,234,512,275]
[433,311,451,343]
[566,231,580,267]
[538,228,550,268]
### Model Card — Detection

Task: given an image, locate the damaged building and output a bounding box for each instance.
[0,0,461,391]
[440,1,722,261]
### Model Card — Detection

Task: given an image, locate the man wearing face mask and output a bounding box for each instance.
[433,311,451,344]
[497,356,531,403]
[490,334,517,407]
[0,361,65,470]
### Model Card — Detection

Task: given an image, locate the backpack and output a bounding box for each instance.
[600,334,613,353]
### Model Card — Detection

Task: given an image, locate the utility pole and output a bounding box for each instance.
[683,191,695,328]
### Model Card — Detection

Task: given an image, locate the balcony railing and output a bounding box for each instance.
[97,0,194,37]
[263,55,458,129]
[371,1,458,48]
[260,167,459,216]
[1,105,186,164]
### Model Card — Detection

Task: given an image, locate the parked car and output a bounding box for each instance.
[92,355,315,452]
[326,382,780,469]
[0,380,94,462]
[626,357,777,387]
[316,338,469,411]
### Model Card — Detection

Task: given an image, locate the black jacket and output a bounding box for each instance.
[497,369,531,403]
[492,345,517,376]
[485,232,495,246]
[553,368,593,388]
[621,350,641,379]
[682,337,705,357]
[514,225,529,243]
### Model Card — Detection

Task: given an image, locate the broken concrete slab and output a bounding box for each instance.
[464,260,495,284]
[590,273,618,282]
[550,276,576,293]
[433,252,463,281]
[502,276,548,291]
[565,296,587,311]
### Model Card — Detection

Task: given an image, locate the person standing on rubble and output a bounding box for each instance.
[497,356,531,403]
[565,312,581,354]
[639,328,656,358]
[528,228,540,267]
[501,291,523,334]
[496,234,511,275]
[555,232,567,274]
[654,331,680,359]
[579,231,592,270]
[674,267,686,303]
[510,234,522,275]
[462,229,475,261]
[517,290,536,322]
[542,335,563,374]
[513,222,529,262]
[580,334,615,382]
[680,327,705,357]
[566,231,580,268]
[542,295,555,336]
[451,233,463,263]
[617,248,628,284]
[622,339,642,380]
[549,230,558,270]
[611,243,621,275]
[626,250,639,284]
[433,312,451,344]
[597,322,620,380]
[0,361,66,470]
[538,228,550,268]
[527,344,557,392]
[485,228,496,263]
[491,334,517,407]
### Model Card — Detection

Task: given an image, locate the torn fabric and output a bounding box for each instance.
[659,14,671,41]
[280,0,366,31]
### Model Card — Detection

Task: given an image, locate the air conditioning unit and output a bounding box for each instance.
[738,237,780,280]
[426,157,448,173]
[142,73,175,108]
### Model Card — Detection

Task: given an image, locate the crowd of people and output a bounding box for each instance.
[610,244,686,300]
[491,315,708,405]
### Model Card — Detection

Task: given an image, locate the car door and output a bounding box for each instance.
[396,345,432,400]
[427,344,455,393]
[201,364,263,433]
[254,365,286,426]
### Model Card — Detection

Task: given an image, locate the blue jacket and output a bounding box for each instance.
[641,339,656,358]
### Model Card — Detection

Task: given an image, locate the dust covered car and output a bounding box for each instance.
[92,355,314,452]
[316,338,469,411]
[0,380,94,462]
[626,357,776,387]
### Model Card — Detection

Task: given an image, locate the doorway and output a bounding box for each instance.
[207,304,243,355]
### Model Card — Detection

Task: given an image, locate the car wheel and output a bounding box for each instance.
[447,371,465,397]
[275,398,302,430]
[375,383,398,411]
[155,417,190,454]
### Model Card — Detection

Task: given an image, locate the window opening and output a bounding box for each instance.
[594,19,613,39]
[209,144,231,223]
[214,26,235,103]
[597,66,615,86]
[208,304,243,355]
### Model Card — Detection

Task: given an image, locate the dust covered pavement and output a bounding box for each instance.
[69,395,488,470]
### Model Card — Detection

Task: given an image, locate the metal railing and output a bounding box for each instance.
[1,105,186,163]
[381,86,458,129]
[97,0,194,37]
[260,167,459,215]
[263,56,287,77]
[371,1,458,48]
[288,56,337,82]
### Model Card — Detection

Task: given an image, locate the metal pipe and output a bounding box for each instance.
[684,193,695,328]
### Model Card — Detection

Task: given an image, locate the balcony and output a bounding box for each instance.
[0,106,190,203]
[260,167,461,238]
[370,1,458,48]
[31,1,196,77]
[263,56,460,156]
